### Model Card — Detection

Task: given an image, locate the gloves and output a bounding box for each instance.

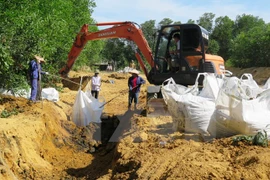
[45,72,49,75]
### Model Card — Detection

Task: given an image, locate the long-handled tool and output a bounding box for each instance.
[99,85,139,108]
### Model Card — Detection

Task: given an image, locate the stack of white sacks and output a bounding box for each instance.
[161,72,270,138]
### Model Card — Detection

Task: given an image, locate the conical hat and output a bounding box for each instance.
[129,69,139,75]
[34,55,45,62]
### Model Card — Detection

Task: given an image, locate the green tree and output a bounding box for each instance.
[140,20,156,50]
[211,16,234,60]
[173,21,182,24]
[101,39,135,69]
[207,39,220,55]
[197,13,215,32]
[233,14,265,37]
[187,19,195,24]
[230,24,270,67]
[0,0,99,91]
[158,18,173,27]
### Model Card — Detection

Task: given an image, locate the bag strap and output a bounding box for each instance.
[240,73,253,80]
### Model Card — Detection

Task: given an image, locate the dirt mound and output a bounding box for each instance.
[108,73,128,80]
[0,68,270,179]
[107,116,270,179]
[227,67,270,85]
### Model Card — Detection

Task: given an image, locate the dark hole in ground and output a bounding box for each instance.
[66,115,120,179]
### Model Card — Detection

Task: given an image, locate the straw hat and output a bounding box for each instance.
[94,69,100,74]
[129,69,139,75]
[34,55,45,62]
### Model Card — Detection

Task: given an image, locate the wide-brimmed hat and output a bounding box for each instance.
[34,55,45,62]
[94,69,100,74]
[129,69,139,75]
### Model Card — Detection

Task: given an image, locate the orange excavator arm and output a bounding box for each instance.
[59,21,155,78]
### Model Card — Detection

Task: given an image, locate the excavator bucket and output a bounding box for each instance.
[146,86,170,117]
[62,76,91,91]
[147,98,170,117]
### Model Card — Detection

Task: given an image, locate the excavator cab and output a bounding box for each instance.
[146,24,225,117]
[148,23,224,86]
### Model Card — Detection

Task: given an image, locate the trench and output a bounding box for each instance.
[65,114,121,179]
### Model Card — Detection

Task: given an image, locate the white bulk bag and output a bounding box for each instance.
[72,90,104,127]
[208,75,270,138]
[263,77,270,89]
[162,73,223,134]
[240,73,263,99]
[41,87,59,102]
[161,78,193,131]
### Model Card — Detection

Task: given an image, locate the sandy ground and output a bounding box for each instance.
[0,67,270,180]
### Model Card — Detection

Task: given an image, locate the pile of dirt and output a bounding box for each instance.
[227,67,270,85]
[108,73,129,80]
[0,67,270,179]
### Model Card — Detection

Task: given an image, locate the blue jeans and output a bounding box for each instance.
[30,78,38,101]
[128,91,139,107]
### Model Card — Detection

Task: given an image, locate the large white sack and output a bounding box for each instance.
[179,93,216,134]
[161,78,197,131]
[208,75,270,138]
[0,88,31,99]
[239,73,263,99]
[161,74,195,133]
[162,73,224,134]
[263,77,270,89]
[72,90,104,127]
[41,87,59,102]
[0,87,59,102]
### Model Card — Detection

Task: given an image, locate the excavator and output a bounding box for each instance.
[59,21,225,116]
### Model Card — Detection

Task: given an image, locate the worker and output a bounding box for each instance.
[128,69,145,110]
[129,60,136,69]
[91,70,102,99]
[173,33,180,54]
[29,55,48,102]
[170,33,181,72]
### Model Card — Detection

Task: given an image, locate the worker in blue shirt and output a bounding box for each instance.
[128,69,145,110]
[29,55,48,102]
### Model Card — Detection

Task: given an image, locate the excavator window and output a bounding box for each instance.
[154,24,212,74]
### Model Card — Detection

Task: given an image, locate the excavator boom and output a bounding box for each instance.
[59,21,154,79]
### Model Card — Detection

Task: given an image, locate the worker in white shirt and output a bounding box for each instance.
[91,70,102,99]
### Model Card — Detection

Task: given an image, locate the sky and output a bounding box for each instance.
[91,0,270,26]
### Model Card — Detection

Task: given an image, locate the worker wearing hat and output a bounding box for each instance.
[29,55,49,102]
[91,69,102,99]
[128,69,145,110]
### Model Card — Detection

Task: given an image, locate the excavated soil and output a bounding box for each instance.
[0,68,270,180]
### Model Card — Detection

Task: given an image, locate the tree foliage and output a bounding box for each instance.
[0,0,100,91]
[101,39,135,69]
[140,20,156,50]
[233,14,265,37]
[211,16,234,60]
[229,24,270,67]
[197,13,215,32]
